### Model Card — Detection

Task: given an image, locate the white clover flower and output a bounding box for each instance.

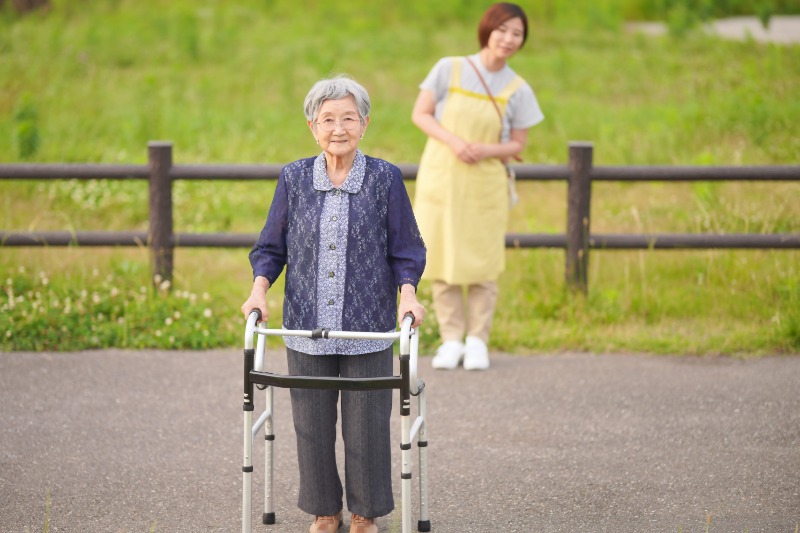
[169,336,175,344]
[5,331,11,338]
[80,290,88,299]
[61,325,68,332]
[117,317,125,325]
[159,280,171,291]
[203,308,212,318]
[155,330,162,337]
[153,274,163,284]
[18,266,25,274]
[203,330,209,337]
[110,287,119,298]
[91,336,99,344]
[202,292,210,301]
[97,313,105,321]
[5,278,11,286]
[92,268,99,277]
[165,317,173,326]
[92,293,101,304]
[173,311,181,320]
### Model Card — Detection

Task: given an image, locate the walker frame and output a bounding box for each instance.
[242,311,431,533]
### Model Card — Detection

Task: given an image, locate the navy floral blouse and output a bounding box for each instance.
[249,150,426,354]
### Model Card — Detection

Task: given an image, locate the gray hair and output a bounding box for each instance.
[303,74,371,123]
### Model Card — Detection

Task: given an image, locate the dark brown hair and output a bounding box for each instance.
[477,2,529,48]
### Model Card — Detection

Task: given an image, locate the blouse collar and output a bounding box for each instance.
[312,150,366,194]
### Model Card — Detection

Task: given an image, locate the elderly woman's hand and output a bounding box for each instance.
[398,284,426,328]
[241,276,270,323]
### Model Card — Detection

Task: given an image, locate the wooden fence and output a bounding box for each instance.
[1,141,799,293]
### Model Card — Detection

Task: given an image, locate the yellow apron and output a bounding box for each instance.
[414,58,524,285]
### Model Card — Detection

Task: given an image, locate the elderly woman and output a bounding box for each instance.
[241,75,426,533]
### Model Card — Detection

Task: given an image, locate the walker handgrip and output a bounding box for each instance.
[244,309,263,350]
[399,312,419,395]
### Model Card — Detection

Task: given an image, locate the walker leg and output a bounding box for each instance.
[401,413,412,533]
[417,388,430,531]
[243,410,253,533]
[243,347,255,533]
[263,386,275,525]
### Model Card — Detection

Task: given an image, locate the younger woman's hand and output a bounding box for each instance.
[449,138,480,164]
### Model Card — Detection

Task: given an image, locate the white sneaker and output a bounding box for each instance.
[463,336,490,370]
[431,341,465,370]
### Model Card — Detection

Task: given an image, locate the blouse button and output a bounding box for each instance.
[329,244,336,250]
[328,299,335,305]
[328,271,335,278]
[331,216,337,221]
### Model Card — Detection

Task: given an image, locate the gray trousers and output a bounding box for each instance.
[287,347,394,518]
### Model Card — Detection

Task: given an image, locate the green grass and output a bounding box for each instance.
[1,0,799,355]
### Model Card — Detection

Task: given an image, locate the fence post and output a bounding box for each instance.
[148,141,174,289]
[566,141,593,294]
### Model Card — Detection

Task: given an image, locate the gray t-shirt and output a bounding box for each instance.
[419,54,544,141]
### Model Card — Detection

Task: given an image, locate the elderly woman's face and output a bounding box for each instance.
[308,95,368,159]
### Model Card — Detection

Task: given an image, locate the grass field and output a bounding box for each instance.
[1,1,798,354]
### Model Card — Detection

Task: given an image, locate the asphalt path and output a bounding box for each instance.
[1,349,799,532]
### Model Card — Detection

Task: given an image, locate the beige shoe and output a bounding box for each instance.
[349,513,378,533]
[310,512,343,533]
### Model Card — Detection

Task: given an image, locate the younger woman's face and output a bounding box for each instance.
[486,17,525,60]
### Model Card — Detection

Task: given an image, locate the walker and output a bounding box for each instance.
[242,310,431,533]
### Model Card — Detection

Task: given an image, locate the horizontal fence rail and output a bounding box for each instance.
[2,141,799,293]
[4,231,798,250]
[4,163,799,182]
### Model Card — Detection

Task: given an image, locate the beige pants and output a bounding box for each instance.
[432,280,498,344]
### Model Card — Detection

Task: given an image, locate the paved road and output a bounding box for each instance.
[627,15,800,44]
[1,350,799,532]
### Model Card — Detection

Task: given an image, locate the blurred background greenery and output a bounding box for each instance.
[1,0,798,354]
